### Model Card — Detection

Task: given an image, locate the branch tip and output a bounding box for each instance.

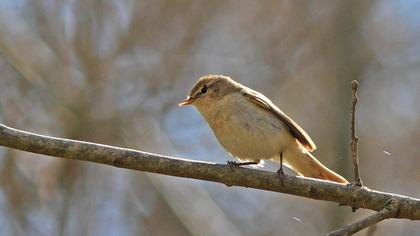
[351,80,359,90]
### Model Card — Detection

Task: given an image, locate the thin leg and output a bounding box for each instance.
[277,153,285,185]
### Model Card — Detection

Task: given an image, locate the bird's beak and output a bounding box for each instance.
[178,96,195,106]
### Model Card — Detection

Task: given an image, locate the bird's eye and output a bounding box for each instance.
[201,85,207,94]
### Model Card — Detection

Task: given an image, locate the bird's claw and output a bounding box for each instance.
[227,161,238,171]
[277,167,285,186]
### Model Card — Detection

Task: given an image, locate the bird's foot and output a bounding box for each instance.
[227,161,258,171]
[277,167,285,186]
[227,161,238,171]
[277,152,286,186]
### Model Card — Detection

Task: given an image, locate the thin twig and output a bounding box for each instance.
[351,80,363,186]
[326,199,399,236]
[0,124,419,220]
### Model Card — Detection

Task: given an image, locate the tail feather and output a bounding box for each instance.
[284,149,348,184]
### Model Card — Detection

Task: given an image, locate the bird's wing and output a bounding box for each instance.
[242,89,317,152]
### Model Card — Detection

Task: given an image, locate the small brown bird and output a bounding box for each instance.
[179,75,348,184]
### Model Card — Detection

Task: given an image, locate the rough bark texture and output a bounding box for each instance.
[350,80,363,186]
[0,123,419,221]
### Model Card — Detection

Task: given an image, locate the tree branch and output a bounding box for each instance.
[350,80,363,186]
[0,123,419,222]
[327,199,399,236]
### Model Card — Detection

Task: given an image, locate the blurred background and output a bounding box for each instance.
[0,0,419,235]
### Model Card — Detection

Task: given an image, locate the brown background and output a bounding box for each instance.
[0,1,419,235]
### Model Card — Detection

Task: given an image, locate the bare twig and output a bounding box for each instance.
[350,80,363,186]
[326,199,399,236]
[0,124,419,220]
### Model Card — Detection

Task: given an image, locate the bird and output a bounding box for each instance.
[179,75,348,184]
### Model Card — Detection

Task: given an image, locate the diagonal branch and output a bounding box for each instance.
[0,123,419,221]
[326,199,399,236]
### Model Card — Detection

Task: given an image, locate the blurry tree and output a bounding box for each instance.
[0,0,419,235]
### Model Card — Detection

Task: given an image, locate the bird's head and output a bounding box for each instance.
[178,75,242,109]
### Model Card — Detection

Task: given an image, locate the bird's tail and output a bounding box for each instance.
[284,148,348,184]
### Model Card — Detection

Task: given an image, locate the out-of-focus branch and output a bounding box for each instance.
[0,124,419,221]
[327,199,399,236]
[350,80,363,186]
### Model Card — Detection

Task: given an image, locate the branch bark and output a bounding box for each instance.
[0,123,419,222]
[350,80,363,186]
[327,199,399,236]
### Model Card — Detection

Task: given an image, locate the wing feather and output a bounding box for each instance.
[242,89,316,152]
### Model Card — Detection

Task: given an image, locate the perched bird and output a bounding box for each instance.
[179,75,348,184]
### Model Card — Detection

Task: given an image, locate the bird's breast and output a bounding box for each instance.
[198,94,293,161]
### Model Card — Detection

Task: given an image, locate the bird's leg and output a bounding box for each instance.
[227,161,259,171]
[277,153,285,185]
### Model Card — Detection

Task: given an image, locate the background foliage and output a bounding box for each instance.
[0,1,419,235]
